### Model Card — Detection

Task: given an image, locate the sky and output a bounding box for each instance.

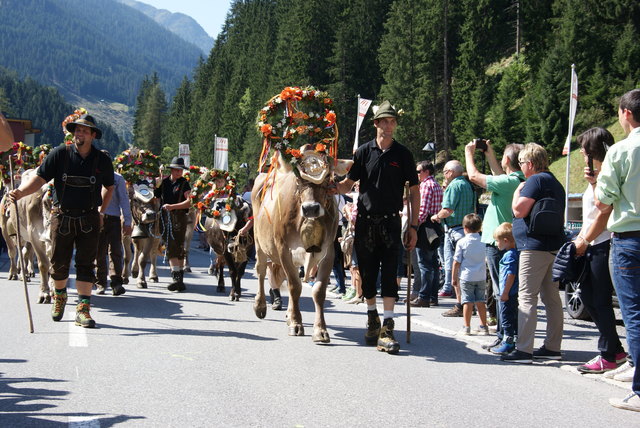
[140,0,233,38]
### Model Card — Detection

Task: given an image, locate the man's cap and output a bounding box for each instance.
[169,157,187,170]
[65,114,102,140]
[372,100,398,120]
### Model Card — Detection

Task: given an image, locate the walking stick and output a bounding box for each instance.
[9,156,34,333]
[405,182,412,344]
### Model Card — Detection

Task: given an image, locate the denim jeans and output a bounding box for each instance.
[486,245,505,338]
[610,236,640,396]
[443,226,464,293]
[416,246,438,301]
[498,294,518,338]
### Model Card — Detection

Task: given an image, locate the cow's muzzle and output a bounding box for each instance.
[301,202,323,219]
[141,209,157,224]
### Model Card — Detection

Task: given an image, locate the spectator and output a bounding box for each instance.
[465,140,524,349]
[411,161,443,307]
[489,223,519,355]
[431,160,475,317]
[595,89,640,412]
[452,214,488,335]
[501,143,565,364]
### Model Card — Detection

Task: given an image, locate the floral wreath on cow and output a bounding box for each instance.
[189,167,239,219]
[257,86,338,183]
[113,148,161,183]
[62,108,88,143]
[0,142,36,183]
[34,144,52,166]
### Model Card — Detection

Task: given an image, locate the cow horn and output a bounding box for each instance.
[132,224,148,240]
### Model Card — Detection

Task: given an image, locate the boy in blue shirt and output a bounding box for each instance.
[452,214,488,335]
[490,222,519,354]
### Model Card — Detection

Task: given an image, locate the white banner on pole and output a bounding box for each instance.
[178,143,190,167]
[562,66,578,156]
[353,97,372,152]
[214,137,229,171]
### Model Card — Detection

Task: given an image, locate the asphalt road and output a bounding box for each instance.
[0,243,636,427]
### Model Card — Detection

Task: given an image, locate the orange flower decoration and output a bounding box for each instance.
[296,126,307,135]
[213,210,221,217]
[325,111,336,126]
[291,112,309,120]
[225,204,232,211]
[280,87,302,101]
[197,202,204,210]
[290,149,302,158]
[315,143,326,152]
[260,123,273,136]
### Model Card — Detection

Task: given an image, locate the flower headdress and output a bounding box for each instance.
[113,147,161,183]
[0,142,36,182]
[189,167,239,219]
[257,86,338,172]
[61,108,88,143]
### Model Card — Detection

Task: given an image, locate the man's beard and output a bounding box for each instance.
[74,137,85,147]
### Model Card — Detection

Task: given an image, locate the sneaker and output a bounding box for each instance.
[604,361,632,380]
[482,337,502,350]
[532,345,562,360]
[614,366,635,382]
[377,318,400,354]
[500,349,533,364]
[51,291,67,322]
[328,285,339,294]
[578,355,617,374]
[458,326,471,336]
[438,290,453,298]
[442,304,463,317]
[410,297,430,308]
[609,392,640,412]
[346,295,363,304]
[365,311,381,346]
[615,352,628,365]
[474,325,490,336]
[487,317,497,327]
[75,302,96,328]
[342,287,356,301]
[490,340,515,355]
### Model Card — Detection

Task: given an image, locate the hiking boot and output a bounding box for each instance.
[364,310,381,346]
[532,345,562,360]
[51,291,67,322]
[168,270,186,292]
[578,355,618,374]
[377,318,400,354]
[442,304,463,317]
[270,288,283,311]
[75,302,96,328]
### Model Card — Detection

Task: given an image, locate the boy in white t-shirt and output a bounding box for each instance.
[452,213,488,335]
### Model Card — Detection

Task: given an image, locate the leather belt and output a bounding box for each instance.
[613,231,640,239]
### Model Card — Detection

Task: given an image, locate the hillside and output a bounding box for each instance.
[117,0,214,54]
[0,0,203,136]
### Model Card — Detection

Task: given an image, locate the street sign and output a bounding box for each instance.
[422,142,435,151]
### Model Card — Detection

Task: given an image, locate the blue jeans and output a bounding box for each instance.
[443,226,464,294]
[416,246,438,301]
[498,294,518,338]
[486,245,505,338]
[610,236,640,396]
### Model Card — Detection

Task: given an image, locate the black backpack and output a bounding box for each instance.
[526,190,564,236]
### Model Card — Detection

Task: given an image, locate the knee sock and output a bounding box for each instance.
[383,310,394,320]
[78,295,91,304]
[171,266,180,272]
[367,303,376,312]
[55,288,67,295]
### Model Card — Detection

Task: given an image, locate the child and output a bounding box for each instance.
[489,222,519,354]
[452,213,488,335]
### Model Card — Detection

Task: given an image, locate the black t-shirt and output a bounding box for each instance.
[347,139,419,214]
[155,176,191,208]
[37,144,114,210]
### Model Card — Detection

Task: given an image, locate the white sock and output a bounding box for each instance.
[383,310,394,320]
[367,303,377,312]
[171,266,180,272]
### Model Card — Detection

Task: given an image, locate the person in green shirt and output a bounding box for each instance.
[465,140,524,350]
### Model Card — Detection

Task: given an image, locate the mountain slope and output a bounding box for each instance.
[117,0,214,54]
[0,0,202,106]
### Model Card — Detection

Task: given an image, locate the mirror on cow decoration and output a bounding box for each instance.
[189,167,241,232]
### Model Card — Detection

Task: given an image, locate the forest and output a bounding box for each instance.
[133,0,640,180]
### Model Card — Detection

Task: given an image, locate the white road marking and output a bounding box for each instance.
[67,310,88,347]
[68,416,101,427]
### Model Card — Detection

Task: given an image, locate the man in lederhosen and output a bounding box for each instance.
[10,114,114,328]
[155,157,191,292]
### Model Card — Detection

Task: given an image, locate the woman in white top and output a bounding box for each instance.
[573,127,626,374]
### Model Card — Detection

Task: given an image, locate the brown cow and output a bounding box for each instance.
[252,150,351,343]
[129,179,161,288]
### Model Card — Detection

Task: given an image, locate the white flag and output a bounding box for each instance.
[214,137,228,171]
[562,66,578,155]
[353,97,372,152]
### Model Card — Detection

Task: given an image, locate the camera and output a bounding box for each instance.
[474,138,488,152]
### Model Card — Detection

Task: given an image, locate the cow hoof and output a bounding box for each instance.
[8,274,17,280]
[44,294,51,304]
[137,281,147,289]
[122,277,129,285]
[253,303,267,319]
[229,293,240,302]
[150,276,158,283]
[216,285,225,293]
[288,324,305,336]
[37,295,45,304]
[312,329,331,344]
[184,267,192,273]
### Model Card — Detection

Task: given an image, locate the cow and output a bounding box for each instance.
[129,179,161,288]
[251,149,351,343]
[182,209,197,272]
[0,169,53,303]
[204,196,253,301]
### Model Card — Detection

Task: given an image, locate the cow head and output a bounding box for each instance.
[130,179,160,239]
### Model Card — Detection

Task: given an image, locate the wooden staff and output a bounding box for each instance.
[9,156,34,333]
[405,182,412,343]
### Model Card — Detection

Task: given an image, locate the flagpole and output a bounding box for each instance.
[563,64,577,228]
[353,94,360,153]
[214,134,217,170]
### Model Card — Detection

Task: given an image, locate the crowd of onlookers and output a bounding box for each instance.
[328,89,640,413]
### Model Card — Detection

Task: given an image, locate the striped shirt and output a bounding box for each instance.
[418,175,443,224]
